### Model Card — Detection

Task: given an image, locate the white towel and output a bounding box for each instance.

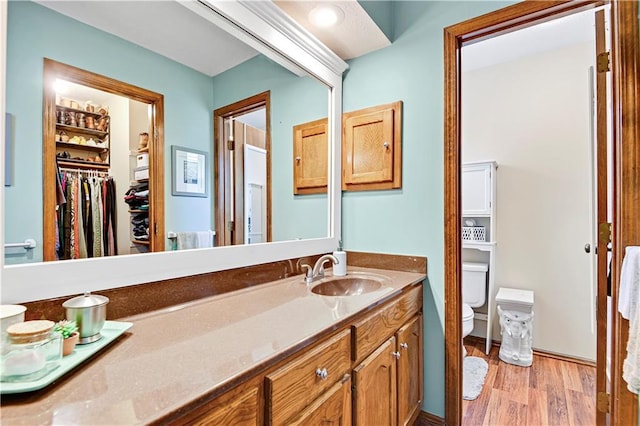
[619,246,640,394]
[176,232,198,250]
[176,231,214,250]
[196,231,214,248]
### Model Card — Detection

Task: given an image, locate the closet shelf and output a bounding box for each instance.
[462,241,496,251]
[56,104,109,119]
[131,239,150,246]
[57,159,110,170]
[56,141,108,153]
[128,209,148,213]
[56,123,108,138]
[137,146,149,153]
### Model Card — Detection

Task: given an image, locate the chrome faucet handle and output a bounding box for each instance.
[301,264,313,283]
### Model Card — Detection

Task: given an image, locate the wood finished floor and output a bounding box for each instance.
[462,340,596,426]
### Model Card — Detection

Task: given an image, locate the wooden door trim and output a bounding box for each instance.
[611,1,640,422]
[213,91,271,246]
[594,9,608,425]
[43,59,165,260]
[443,2,638,424]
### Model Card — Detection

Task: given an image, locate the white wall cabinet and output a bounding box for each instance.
[462,162,494,216]
[462,161,497,354]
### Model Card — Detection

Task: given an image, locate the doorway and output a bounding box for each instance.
[43,59,165,260]
[440,2,637,425]
[459,9,605,423]
[213,91,271,246]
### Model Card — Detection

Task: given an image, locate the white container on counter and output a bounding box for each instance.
[1,320,62,382]
[0,305,26,337]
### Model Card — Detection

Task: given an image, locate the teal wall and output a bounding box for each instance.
[212,56,328,242]
[5,1,213,261]
[343,1,513,416]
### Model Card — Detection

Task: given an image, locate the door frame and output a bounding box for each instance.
[213,91,271,246]
[443,1,639,424]
[43,59,165,259]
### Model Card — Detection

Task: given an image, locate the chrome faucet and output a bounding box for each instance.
[301,254,340,284]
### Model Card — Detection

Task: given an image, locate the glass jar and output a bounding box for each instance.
[1,320,62,382]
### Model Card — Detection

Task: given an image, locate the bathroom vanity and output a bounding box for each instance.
[0,266,425,425]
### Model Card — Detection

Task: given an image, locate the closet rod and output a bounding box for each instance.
[58,167,110,176]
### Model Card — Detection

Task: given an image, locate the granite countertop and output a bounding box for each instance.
[0,266,425,425]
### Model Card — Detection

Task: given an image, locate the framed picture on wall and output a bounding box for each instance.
[172,145,207,197]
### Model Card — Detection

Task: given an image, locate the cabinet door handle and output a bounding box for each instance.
[383,142,390,149]
[295,156,301,162]
[392,351,401,359]
[316,368,328,380]
[400,342,409,350]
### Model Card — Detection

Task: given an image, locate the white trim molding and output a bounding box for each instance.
[1,0,345,304]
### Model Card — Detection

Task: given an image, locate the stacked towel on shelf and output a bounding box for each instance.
[619,246,640,394]
[176,231,214,250]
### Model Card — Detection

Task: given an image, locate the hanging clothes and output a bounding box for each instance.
[90,177,103,258]
[55,170,118,260]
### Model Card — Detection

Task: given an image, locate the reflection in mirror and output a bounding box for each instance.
[51,76,157,260]
[4,0,329,265]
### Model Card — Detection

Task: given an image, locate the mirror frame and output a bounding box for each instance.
[0,0,348,303]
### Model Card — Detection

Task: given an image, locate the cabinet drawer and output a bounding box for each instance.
[266,329,351,426]
[176,377,261,426]
[352,285,422,363]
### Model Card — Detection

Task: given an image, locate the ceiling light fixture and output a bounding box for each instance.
[308,4,344,28]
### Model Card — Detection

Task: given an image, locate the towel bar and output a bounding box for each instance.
[4,239,37,250]
[167,231,216,239]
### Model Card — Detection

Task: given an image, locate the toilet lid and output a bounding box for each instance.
[462,304,474,321]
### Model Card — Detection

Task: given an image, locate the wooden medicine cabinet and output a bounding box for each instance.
[293,118,328,195]
[342,101,402,191]
[292,100,402,195]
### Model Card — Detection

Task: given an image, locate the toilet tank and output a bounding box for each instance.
[462,262,488,308]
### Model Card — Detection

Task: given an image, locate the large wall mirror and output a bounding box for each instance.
[0,0,346,303]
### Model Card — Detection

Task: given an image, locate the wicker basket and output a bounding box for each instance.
[462,226,486,242]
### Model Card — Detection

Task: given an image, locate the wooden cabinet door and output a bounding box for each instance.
[185,382,260,426]
[353,336,397,426]
[342,101,402,191]
[396,315,423,426]
[288,374,352,426]
[351,285,422,364]
[293,118,328,194]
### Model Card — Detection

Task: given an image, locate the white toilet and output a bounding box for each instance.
[462,262,488,354]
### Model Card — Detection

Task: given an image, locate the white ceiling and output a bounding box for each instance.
[463,8,598,72]
[273,0,391,60]
[37,1,259,77]
[236,109,267,131]
[37,0,390,79]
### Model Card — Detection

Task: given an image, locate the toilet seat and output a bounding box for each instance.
[462,303,474,321]
[462,303,474,339]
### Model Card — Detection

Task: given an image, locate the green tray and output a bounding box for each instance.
[0,320,132,394]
